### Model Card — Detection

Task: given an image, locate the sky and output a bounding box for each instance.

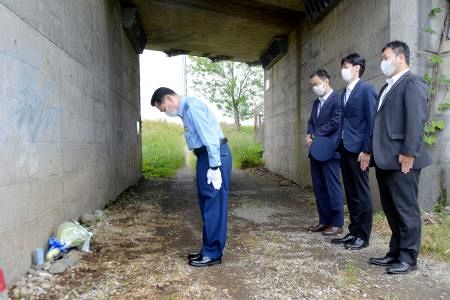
[139,50,236,124]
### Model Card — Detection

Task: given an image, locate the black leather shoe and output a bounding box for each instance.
[386,261,417,274]
[344,237,368,250]
[188,256,222,267]
[331,234,356,244]
[187,252,201,260]
[369,256,397,267]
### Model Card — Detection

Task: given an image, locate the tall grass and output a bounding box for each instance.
[222,124,264,169]
[186,124,264,169]
[421,214,450,263]
[141,120,185,177]
[373,211,450,263]
[142,121,264,176]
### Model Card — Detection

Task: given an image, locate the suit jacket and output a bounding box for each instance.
[307,90,342,160]
[372,71,432,170]
[341,80,377,153]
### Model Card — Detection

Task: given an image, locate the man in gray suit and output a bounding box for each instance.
[369,41,432,274]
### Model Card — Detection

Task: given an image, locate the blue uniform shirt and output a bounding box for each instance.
[178,96,225,167]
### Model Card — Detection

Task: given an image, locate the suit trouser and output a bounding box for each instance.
[375,167,421,265]
[340,146,373,241]
[196,143,232,259]
[310,157,344,227]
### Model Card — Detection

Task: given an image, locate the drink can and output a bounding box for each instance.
[33,248,45,266]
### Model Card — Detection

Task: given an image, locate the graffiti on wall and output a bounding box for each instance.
[1,48,62,178]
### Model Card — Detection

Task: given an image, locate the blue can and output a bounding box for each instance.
[33,248,44,266]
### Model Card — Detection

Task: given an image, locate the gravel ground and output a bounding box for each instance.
[9,167,450,299]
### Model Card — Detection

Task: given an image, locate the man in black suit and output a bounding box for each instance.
[306,69,344,236]
[331,53,377,250]
[369,41,432,274]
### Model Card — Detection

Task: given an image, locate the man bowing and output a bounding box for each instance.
[151,87,232,267]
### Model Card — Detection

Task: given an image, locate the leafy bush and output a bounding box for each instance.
[222,124,264,169]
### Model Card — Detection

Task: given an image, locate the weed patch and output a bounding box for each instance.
[141,121,185,177]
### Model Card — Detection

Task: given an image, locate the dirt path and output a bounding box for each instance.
[12,168,450,299]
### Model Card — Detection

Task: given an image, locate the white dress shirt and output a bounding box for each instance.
[378,68,410,111]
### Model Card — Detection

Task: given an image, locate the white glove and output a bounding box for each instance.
[207,168,222,190]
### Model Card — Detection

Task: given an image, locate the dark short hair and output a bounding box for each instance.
[382,40,410,65]
[151,87,176,106]
[341,53,366,77]
[310,69,330,81]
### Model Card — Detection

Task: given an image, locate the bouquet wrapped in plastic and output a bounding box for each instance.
[46,220,93,261]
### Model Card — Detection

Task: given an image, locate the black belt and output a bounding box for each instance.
[193,138,228,156]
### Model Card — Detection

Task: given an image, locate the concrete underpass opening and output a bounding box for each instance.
[1,0,449,287]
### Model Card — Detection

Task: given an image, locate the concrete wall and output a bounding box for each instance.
[0,0,141,284]
[265,0,450,210]
[263,31,302,182]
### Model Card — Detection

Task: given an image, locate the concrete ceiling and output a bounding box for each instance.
[120,0,305,63]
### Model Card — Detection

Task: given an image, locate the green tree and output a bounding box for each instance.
[188,56,264,130]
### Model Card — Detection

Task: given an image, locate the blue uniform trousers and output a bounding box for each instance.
[310,157,344,227]
[195,143,232,259]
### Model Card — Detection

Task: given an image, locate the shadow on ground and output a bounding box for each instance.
[15,167,450,299]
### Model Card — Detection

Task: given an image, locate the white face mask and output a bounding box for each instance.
[341,68,353,82]
[380,59,396,77]
[165,109,178,117]
[312,83,326,96]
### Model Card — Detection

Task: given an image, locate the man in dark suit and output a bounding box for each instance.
[306,69,344,236]
[369,41,432,274]
[331,53,377,250]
